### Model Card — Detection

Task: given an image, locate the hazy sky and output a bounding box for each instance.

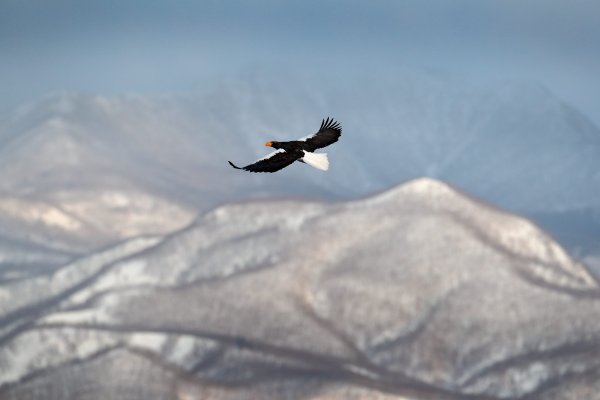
[2,0,599,123]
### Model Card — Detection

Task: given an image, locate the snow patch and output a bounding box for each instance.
[0,197,82,231]
[129,333,168,351]
[93,260,149,291]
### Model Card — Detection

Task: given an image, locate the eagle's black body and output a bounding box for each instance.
[229,118,342,173]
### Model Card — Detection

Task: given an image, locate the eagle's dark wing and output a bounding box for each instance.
[228,149,299,173]
[299,117,342,151]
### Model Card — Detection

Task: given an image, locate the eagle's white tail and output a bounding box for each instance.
[302,151,329,171]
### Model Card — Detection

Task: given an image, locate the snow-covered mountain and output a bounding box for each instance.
[1,179,599,399]
[1,71,599,254]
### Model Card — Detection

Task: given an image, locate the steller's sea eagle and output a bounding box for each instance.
[228,117,341,173]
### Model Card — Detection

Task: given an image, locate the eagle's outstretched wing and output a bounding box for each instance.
[299,117,342,151]
[228,149,299,173]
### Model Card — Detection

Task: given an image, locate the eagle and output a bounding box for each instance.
[228,117,342,173]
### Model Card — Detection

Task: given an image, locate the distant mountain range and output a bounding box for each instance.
[1,71,599,255]
[1,178,599,399]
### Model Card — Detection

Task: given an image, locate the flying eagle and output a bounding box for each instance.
[228,117,342,173]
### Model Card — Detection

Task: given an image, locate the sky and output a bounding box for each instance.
[1,0,600,124]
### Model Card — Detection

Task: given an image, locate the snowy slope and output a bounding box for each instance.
[1,179,599,399]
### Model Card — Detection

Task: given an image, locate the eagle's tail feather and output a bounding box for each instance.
[301,151,329,171]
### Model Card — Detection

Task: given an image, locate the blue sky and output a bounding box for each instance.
[1,0,599,123]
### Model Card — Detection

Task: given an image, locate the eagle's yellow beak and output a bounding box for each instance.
[265,141,273,147]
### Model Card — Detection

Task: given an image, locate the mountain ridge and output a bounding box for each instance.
[3,74,600,209]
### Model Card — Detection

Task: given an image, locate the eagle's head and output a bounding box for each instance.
[265,141,280,149]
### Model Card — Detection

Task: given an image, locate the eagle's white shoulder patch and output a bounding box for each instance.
[256,149,286,162]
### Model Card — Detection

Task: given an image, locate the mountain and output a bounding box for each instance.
[1,71,599,254]
[1,179,599,399]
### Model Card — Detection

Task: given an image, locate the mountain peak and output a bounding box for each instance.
[355,178,596,291]
[397,177,454,195]
[362,177,460,208]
